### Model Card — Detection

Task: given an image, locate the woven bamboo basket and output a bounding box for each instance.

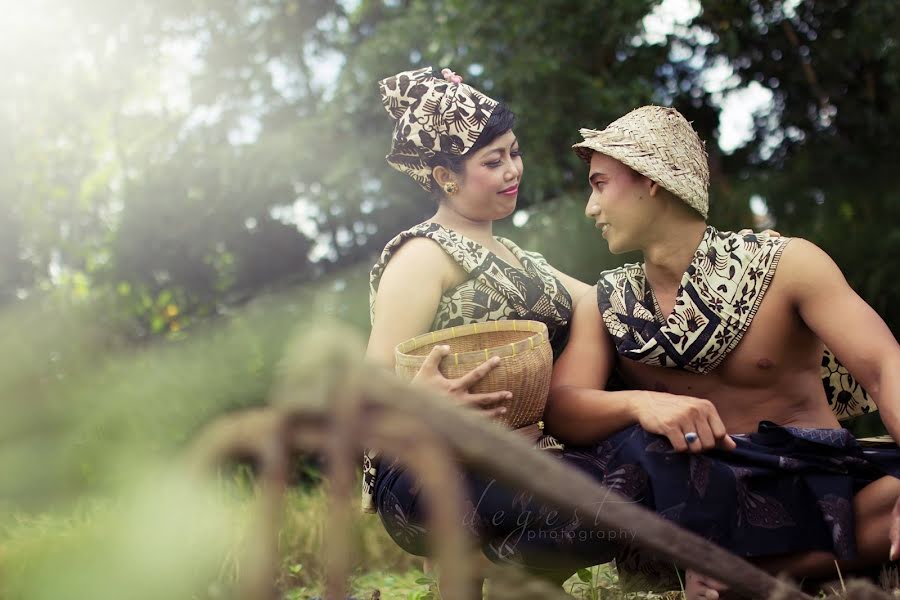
[394,320,552,429]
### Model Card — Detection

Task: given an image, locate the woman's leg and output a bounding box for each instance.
[375,461,615,585]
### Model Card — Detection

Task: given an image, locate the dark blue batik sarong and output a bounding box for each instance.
[374,420,900,576]
[566,421,900,561]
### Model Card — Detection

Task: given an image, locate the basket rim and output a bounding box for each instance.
[395,320,549,367]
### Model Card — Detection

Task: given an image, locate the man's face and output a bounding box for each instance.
[584,152,655,254]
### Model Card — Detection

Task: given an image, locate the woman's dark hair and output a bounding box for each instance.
[427,103,516,198]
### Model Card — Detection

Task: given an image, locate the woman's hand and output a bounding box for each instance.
[411,345,510,419]
[630,391,736,453]
[738,228,781,237]
[441,67,463,84]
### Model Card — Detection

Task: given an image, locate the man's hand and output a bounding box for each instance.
[630,391,737,453]
[411,345,510,419]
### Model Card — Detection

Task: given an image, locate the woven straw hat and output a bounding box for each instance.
[394,320,552,429]
[572,106,710,218]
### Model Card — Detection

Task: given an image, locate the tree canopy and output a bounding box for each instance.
[2,0,898,334]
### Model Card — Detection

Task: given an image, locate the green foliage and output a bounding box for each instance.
[5,0,897,334]
[0,476,422,600]
[1,0,676,336]
[692,0,900,330]
[0,266,370,507]
[1,1,350,332]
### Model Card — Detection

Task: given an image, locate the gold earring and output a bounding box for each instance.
[443,182,459,195]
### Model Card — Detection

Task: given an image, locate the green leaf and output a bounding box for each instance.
[150,316,165,333]
[577,568,593,583]
[157,290,173,306]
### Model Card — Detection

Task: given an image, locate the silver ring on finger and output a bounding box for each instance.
[684,431,699,444]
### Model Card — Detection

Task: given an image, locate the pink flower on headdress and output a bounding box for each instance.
[441,67,463,84]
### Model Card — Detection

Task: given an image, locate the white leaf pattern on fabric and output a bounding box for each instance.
[817,494,853,557]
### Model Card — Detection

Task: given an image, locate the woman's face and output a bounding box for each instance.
[446,130,523,222]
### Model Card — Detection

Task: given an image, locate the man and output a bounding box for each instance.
[545,106,900,598]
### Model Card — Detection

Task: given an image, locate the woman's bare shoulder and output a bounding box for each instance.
[379,235,456,288]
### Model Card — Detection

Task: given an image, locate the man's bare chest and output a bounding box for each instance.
[619,283,823,393]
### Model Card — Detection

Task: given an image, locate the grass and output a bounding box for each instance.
[0,467,685,600]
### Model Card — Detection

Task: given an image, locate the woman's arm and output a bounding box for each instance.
[366,237,448,368]
[546,266,592,304]
[366,237,509,415]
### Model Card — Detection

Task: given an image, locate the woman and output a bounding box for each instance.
[363,66,615,586]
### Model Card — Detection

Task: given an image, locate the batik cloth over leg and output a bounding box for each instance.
[373,455,625,573]
[374,422,900,582]
[564,421,900,585]
[375,421,900,576]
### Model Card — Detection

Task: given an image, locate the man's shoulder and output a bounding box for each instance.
[716,228,793,251]
[774,237,833,273]
[773,237,845,289]
[777,236,824,257]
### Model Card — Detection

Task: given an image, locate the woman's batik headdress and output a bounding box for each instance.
[379,67,498,191]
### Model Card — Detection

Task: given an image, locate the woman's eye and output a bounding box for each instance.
[485,160,502,168]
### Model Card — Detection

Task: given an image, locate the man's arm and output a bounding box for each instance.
[545,287,631,444]
[784,238,900,439]
[546,287,734,451]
